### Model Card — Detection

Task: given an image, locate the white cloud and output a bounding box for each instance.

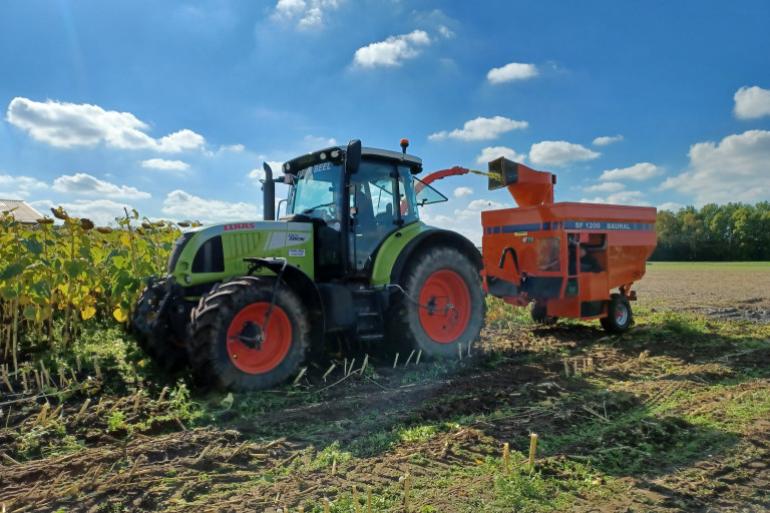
[0,174,48,198]
[6,97,205,153]
[599,162,662,181]
[734,86,770,120]
[660,129,770,204]
[273,0,342,29]
[486,62,538,84]
[529,141,599,167]
[464,198,505,212]
[592,135,624,146]
[248,161,283,184]
[52,173,151,199]
[220,144,245,153]
[583,181,625,193]
[140,158,190,171]
[658,202,683,212]
[303,135,337,148]
[581,190,647,205]
[453,187,473,198]
[422,198,506,244]
[475,146,527,165]
[437,25,454,39]
[248,168,265,183]
[162,190,257,223]
[422,210,478,243]
[31,198,134,226]
[429,116,528,142]
[353,30,431,68]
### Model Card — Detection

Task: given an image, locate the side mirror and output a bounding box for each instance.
[345,139,362,174]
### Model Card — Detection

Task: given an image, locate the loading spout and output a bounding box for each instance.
[487,157,556,208]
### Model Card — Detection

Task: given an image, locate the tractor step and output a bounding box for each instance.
[352,289,386,342]
[358,333,384,342]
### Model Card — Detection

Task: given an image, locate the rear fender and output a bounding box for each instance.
[389,229,482,286]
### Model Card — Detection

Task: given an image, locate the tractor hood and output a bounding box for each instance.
[168,220,314,287]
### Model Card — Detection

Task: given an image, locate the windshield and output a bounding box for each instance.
[287,162,343,223]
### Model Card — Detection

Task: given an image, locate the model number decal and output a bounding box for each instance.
[310,162,332,173]
[288,249,305,257]
[223,222,256,231]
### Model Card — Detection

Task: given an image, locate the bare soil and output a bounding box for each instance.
[636,264,770,322]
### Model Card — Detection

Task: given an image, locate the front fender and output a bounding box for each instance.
[245,258,325,336]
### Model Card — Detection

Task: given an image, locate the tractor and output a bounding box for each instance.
[132,140,485,390]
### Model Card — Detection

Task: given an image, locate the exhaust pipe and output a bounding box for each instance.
[262,162,275,221]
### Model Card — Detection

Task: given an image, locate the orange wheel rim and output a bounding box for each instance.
[226,302,292,374]
[418,269,472,343]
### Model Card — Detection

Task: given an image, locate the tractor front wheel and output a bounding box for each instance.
[132,282,188,372]
[600,294,633,334]
[188,277,310,391]
[390,247,485,358]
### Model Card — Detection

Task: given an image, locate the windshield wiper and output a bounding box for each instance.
[302,202,335,214]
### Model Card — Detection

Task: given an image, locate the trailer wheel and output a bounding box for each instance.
[390,246,485,358]
[188,277,310,391]
[531,302,558,325]
[600,294,633,334]
[132,283,188,372]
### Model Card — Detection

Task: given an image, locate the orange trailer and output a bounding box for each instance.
[480,157,657,332]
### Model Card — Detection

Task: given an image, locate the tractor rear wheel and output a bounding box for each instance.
[390,246,485,358]
[188,277,310,391]
[600,294,633,333]
[132,282,188,372]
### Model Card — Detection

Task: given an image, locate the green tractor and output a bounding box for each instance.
[132,139,485,390]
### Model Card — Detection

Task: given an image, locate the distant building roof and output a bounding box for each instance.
[0,199,42,224]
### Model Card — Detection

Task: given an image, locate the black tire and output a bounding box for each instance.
[188,276,310,391]
[132,283,188,372]
[531,301,558,325]
[600,294,633,333]
[388,246,485,358]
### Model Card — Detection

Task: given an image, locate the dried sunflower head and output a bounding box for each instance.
[51,207,69,220]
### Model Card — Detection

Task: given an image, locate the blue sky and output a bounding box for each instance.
[1,0,770,242]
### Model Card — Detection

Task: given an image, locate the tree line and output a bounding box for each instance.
[652,202,770,261]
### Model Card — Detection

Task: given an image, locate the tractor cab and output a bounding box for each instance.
[267,140,447,280]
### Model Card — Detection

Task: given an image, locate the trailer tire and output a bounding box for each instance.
[531,302,558,325]
[389,246,485,358]
[132,284,188,372]
[601,294,633,334]
[188,277,310,391]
